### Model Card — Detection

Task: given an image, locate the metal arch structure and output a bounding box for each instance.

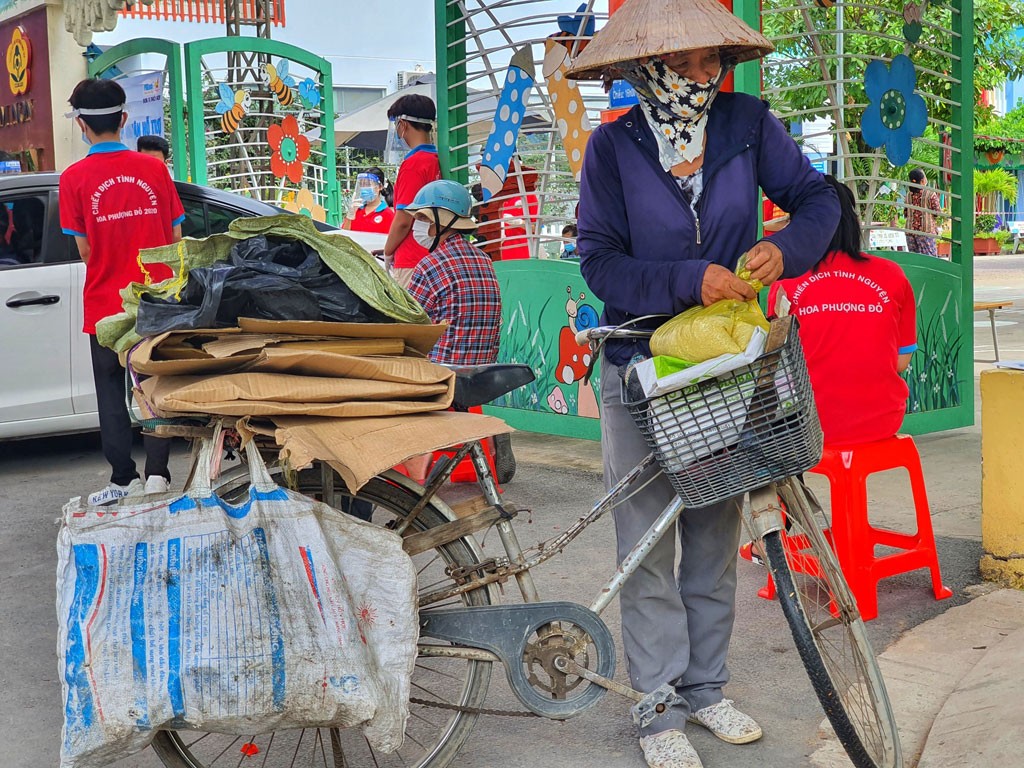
[183,36,340,224]
[86,38,189,182]
[740,0,975,433]
[436,0,975,437]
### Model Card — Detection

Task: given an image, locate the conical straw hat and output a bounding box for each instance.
[566,0,774,81]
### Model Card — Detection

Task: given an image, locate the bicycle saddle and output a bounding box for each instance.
[449,364,535,409]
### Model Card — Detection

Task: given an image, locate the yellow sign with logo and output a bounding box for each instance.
[6,26,30,96]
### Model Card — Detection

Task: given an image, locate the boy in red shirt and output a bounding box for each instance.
[382,94,441,288]
[60,79,185,505]
[769,176,916,446]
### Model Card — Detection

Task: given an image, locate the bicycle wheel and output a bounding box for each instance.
[763,478,902,768]
[151,464,494,768]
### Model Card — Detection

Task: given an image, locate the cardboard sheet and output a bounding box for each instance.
[237,318,447,356]
[138,372,453,418]
[254,412,514,491]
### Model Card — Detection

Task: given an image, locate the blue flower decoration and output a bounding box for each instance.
[557,3,595,37]
[860,54,927,166]
[298,78,321,110]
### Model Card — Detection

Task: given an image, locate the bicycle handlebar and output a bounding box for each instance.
[575,326,655,346]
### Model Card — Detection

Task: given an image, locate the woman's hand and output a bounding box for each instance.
[701,264,756,305]
[744,240,785,285]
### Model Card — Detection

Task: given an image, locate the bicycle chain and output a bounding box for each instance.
[409,696,539,718]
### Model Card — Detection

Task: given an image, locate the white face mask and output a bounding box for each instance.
[412,219,435,250]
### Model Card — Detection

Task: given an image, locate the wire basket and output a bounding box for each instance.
[623,324,823,508]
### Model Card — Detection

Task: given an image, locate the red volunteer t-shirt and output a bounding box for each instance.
[60,143,185,333]
[500,192,539,260]
[768,250,917,447]
[349,201,396,234]
[392,144,441,269]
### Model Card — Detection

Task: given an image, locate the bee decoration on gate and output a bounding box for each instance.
[262,59,296,107]
[215,83,251,134]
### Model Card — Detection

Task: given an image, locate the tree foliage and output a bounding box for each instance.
[762,0,1024,128]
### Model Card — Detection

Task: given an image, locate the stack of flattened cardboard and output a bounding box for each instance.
[129,318,512,490]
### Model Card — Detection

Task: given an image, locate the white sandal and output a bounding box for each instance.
[687,699,763,744]
[639,729,704,768]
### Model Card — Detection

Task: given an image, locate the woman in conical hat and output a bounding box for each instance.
[568,2,840,767]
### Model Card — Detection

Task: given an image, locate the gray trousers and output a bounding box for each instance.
[600,358,743,734]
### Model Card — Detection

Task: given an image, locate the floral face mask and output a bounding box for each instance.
[623,56,732,170]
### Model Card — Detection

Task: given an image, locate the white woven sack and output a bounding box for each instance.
[57,438,418,768]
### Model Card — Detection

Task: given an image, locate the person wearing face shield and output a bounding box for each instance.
[567,2,840,766]
[343,167,395,234]
[382,94,441,288]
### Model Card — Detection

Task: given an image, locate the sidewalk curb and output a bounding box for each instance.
[809,588,1024,767]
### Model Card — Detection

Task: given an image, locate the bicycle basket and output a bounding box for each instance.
[623,322,823,508]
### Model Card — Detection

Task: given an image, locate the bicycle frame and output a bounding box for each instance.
[418,439,787,624]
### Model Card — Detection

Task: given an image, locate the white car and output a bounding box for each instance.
[0,173,384,440]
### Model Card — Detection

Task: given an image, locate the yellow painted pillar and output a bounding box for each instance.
[981,369,1024,588]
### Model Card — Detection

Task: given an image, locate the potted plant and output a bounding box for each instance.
[936,221,952,257]
[975,135,1013,164]
[974,213,1001,255]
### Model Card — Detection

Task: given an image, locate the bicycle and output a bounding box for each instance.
[148,317,901,768]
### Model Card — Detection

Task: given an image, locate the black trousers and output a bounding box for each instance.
[89,335,171,486]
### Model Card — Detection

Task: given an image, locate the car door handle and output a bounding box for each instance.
[6,294,60,308]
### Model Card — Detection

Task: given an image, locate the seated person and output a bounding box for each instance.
[343,167,395,234]
[769,175,916,447]
[401,180,502,483]
[406,180,501,365]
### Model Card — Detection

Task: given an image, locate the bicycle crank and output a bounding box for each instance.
[420,601,617,719]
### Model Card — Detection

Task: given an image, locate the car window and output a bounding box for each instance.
[180,197,206,239]
[206,203,242,235]
[0,195,47,269]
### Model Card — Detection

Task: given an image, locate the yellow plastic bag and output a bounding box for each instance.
[650,299,769,363]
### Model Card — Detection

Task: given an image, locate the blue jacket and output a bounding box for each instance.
[578,94,840,366]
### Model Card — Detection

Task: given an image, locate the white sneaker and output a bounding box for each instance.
[639,730,703,768]
[88,478,145,506]
[144,475,170,494]
[687,699,763,744]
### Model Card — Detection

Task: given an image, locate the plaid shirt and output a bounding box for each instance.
[408,235,501,365]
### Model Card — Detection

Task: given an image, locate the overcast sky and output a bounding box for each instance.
[94,0,610,92]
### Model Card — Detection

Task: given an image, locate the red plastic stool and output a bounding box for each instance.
[740,435,952,621]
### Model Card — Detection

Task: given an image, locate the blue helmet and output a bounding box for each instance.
[405,179,476,230]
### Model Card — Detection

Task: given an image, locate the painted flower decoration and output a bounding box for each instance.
[283,187,326,222]
[860,55,927,166]
[268,114,310,183]
[903,1,925,43]
[298,77,321,109]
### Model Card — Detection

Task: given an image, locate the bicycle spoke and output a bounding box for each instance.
[211,736,243,765]
[186,732,214,749]
[289,729,305,767]
[262,733,275,768]
[415,661,465,682]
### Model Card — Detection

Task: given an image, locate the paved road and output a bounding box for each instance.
[0,433,984,768]
[0,253,1019,768]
